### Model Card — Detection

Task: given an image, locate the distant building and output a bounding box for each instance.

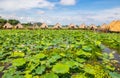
[53,23,62,29]
[40,23,48,29]
[68,23,77,29]
[3,22,13,29]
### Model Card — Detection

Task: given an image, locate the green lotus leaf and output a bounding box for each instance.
[106,65,115,71]
[65,61,76,68]
[99,44,106,50]
[109,72,120,78]
[60,44,66,48]
[60,53,66,57]
[2,72,13,78]
[103,53,109,59]
[12,58,26,66]
[11,51,25,57]
[48,55,61,63]
[95,41,101,46]
[84,67,95,74]
[34,53,46,59]
[27,63,39,72]
[29,56,40,63]
[109,53,114,59]
[41,72,59,78]
[35,65,46,74]
[52,54,61,60]
[13,74,24,78]
[48,58,57,63]
[33,76,40,78]
[84,65,96,74]
[71,73,87,78]
[3,67,16,77]
[82,46,92,52]
[76,50,91,57]
[52,63,69,73]
[24,74,32,78]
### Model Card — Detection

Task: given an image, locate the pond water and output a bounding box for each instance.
[102,44,120,73]
[102,44,120,63]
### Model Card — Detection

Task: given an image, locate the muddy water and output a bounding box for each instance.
[102,44,120,73]
[102,45,120,63]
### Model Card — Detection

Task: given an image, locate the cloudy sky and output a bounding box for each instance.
[0,0,120,25]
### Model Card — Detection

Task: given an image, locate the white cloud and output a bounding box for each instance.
[85,8,120,24]
[0,13,31,22]
[60,0,76,5]
[46,7,120,25]
[37,10,45,14]
[0,7,120,25]
[0,0,55,11]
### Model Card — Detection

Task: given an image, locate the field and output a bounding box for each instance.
[0,30,120,78]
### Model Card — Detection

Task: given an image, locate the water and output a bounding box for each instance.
[102,44,120,73]
[102,45,120,63]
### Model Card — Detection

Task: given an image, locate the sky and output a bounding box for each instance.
[0,0,120,25]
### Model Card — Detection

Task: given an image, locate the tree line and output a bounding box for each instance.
[0,18,42,28]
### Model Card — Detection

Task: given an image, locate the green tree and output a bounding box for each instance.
[22,22,32,27]
[8,19,20,25]
[0,18,7,28]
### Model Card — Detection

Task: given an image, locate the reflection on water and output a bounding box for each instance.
[102,44,120,73]
[102,45,120,63]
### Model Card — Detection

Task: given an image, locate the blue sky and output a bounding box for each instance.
[0,0,120,25]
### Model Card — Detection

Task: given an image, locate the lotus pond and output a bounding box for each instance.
[0,30,120,78]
